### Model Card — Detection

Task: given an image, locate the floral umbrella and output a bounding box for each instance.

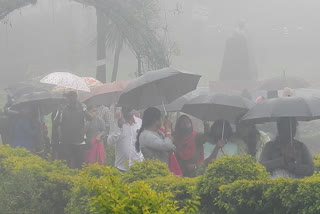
[53,77,102,93]
[40,71,90,92]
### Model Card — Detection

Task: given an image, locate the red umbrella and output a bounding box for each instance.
[81,81,130,106]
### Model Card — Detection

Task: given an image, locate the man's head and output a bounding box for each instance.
[122,107,134,121]
[65,91,78,106]
[277,117,297,141]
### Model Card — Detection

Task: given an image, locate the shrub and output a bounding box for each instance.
[144,176,200,212]
[313,154,320,172]
[66,164,184,214]
[0,145,76,214]
[216,176,320,214]
[196,155,269,213]
[122,159,171,183]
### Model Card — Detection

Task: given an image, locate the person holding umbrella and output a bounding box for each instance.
[241,96,319,179]
[136,107,176,165]
[259,118,314,179]
[204,120,235,166]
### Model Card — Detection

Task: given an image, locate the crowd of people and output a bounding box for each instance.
[0,88,315,180]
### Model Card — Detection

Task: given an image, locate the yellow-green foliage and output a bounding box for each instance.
[216,175,320,214]
[196,155,269,214]
[0,145,76,214]
[144,176,200,213]
[313,154,320,172]
[122,159,171,183]
[66,164,185,214]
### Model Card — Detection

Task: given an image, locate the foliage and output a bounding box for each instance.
[144,176,200,213]
[0,145,76,214]
[196,155,269,213]
[0,0,36,21]
[105,144,115,166]
[314,154,320,172]
[216,175,320,214]
[122,159,171,183]
[66,164,184,214]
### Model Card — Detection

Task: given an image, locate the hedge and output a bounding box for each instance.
[196,155,269,214]
[216,175,320,214]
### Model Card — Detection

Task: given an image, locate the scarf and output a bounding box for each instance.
[175,131,202,162]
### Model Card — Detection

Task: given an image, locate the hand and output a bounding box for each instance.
[96,133,103,141]
[164,119,172,130]
[216,139,226,149]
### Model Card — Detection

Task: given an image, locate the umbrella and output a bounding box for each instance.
[10,91,65,115]
[181,93,254,122]
[40,71,90,92]
[80,81,130,106]
[258,75,309,91]
[52,77,102,93]
[118,67,201,110]
[240,96,320,124]
[5,82,45,98]
[155,88,208,112]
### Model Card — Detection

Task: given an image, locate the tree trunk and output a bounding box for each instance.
[111,40,123,82]
[137,54,142,76]
[96,8,107,83]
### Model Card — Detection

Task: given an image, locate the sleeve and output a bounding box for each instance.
[143,133,176,152]
[259,142,286,172]
[107,130,122,146]
[293,143,314,177]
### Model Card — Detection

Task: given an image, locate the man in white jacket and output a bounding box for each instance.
[107,107,144,172]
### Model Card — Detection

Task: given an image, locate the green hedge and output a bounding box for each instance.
[314,154,320,172]
[196,155,269,214]
[122,159,171,183]
[144,176,200,212]
[216,175,320,214]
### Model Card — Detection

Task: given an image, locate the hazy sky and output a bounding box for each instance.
[1,0,320,86]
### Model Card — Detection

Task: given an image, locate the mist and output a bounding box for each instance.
[1,0,320,85]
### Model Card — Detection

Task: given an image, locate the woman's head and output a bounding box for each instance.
[277,117,298,141]
[142,107,162,130]
[87,105,97,117]
[175,115,193,137]
[209,120,233,143]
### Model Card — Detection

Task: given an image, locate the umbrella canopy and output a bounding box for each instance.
[52,77,102,93]
[11,91,65,115]
[81,81,130,106]
[40,71,90,92]
[5,82,45,98]
[258,75,309,91]
[118,68,201,110]
[241,97,320,124]
[181,93,254,122]
[155,88,208,112]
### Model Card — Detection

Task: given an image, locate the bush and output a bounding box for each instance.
[144,176,200,212]
[196,155,269,213]
[122,159,171,183]
[66,164,184,214]
[0,145,76,214]
[216,176,320,214]
[313,154,320,172]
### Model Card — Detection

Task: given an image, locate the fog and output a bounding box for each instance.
[1,0,320,85]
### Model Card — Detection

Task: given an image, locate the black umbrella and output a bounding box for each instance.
[241,97,320,124]
[11,91,65,115]
[155,88,208,112]
[181,93,254,122]
[118,67,201,110]
[5,82,45,98]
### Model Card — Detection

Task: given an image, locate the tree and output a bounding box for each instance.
[75,0,170,81]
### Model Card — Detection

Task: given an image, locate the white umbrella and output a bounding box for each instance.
[40,71,90,92]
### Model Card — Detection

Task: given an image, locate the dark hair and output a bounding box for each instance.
[209,120,233,143]
[136,107,162,152]
[238,123,261,156]
[174,115,193,138]
[276,117,298,140]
